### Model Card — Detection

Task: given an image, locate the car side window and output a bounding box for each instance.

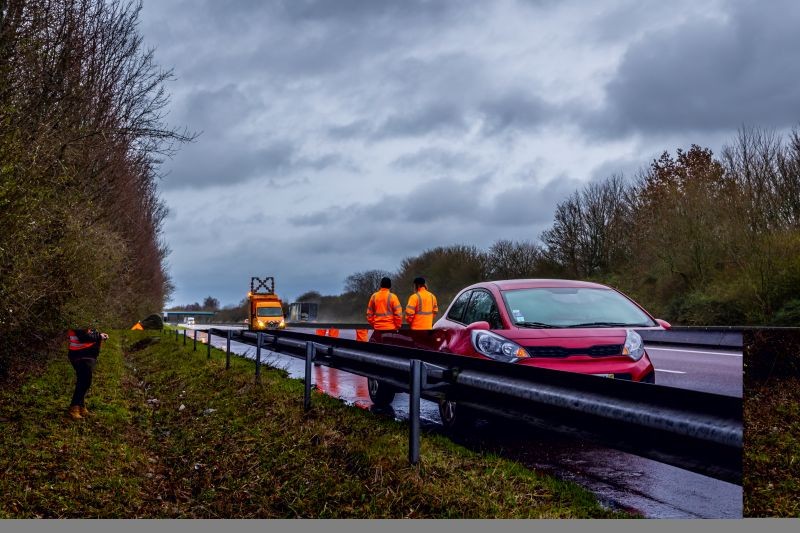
[461,290,503,329]
[447,290,472,323]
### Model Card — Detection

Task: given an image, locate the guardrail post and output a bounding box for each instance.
[175,328,178,342]
[409,359,423,465]
[206,330,212,359]
[255,332,263,383]
[183,329,186,346]
[304,342,315,411]
[193,329,197,351]
[226,330,232,369]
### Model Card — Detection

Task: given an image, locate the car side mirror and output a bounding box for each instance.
[655,318,671,330]
[466,321,491,331]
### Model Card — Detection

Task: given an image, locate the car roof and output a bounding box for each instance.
[474,279,612,291]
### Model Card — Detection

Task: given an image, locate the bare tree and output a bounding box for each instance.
[485,240,545,279]
[0,0,193,374]
[344,269,392,298]
[541,174,632,278]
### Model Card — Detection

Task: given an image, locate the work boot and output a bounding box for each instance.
[68,405,83,420]
[80,406,90,417]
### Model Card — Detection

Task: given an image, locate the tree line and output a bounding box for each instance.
[0,0,191,376]
[299,128,800,326]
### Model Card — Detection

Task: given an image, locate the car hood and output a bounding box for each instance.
[504,327,627,345]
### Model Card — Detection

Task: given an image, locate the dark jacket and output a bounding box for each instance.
[67,329,102,361]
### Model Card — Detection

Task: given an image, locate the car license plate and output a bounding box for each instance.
[592,373,614,379]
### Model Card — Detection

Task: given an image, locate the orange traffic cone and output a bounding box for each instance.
[131,322,144,331]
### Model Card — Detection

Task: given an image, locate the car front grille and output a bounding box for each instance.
[525,344,624,358]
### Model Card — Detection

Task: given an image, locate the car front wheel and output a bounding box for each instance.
[367,378,396,406]
[438,399,476,431]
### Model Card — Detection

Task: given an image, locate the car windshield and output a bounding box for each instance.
[501,287,656,328]
[257,307,283,317]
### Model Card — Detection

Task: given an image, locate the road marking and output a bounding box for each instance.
[655,369,686,374]
[647,347,742,357]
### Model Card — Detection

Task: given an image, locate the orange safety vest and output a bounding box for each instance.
[405,288,438,330]
[366,288,402,331]
[355,329,369,342]
[67,329,100,360]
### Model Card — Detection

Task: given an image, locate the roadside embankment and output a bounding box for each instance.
[0,330,627,518]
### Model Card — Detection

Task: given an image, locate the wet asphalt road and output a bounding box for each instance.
[646,345,742,397]
[190,326,742,518]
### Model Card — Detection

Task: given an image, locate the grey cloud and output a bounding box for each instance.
[162,140,347,190]
[286,174,575,235]
[375,103,469,139]
[399,177,486,222]
[484,177,585,226]
[289,210,338,227]
[177,83,260,131]
[149,0,478,85]
[478,92,555,136]
[265,176,312,189]
[163,140,295,189]
[328,120,372,139]
[275,0,458,23]
[588,0,800,137]
[286,176,487,230]
[589,156,648,183]
[391,148,480,172]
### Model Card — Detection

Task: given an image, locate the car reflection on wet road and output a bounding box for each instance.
[197,326,741,518]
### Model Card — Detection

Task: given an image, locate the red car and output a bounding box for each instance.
[369,279,668,427]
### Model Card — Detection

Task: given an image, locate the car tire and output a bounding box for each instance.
[438,399,476,431]
[367,378,396,406]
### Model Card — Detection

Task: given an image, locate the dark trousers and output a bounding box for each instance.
[70,359,96,407]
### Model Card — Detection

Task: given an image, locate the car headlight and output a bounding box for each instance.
[279,320,285,328]
[471,330,528,363]
[623,329,645,361]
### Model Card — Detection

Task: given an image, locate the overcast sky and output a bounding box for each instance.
[139,0,800,308]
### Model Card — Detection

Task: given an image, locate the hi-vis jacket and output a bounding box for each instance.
[366,288,403,330]
[405,287,439,329]
[67,329,102,361]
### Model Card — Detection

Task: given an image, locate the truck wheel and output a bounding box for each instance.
[438,399,476,431]
[367,378,396,406]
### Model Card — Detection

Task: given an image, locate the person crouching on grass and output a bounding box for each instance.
[66,326,108,420]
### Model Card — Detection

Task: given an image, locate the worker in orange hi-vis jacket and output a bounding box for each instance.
[405,277,439,330]
[366,277,402,331]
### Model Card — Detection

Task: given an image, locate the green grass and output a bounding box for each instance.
[744,378,800,517]
[0,330,628,518]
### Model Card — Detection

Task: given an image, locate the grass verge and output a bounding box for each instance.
[744,378,800,517]
[743,330,800,517]
[0,329,628,518]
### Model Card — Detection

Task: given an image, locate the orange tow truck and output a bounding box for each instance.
[248,276,286,331]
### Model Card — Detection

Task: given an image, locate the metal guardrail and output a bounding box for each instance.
[206,327,742,484]
[281,322,747,349]
[637,327,743,349]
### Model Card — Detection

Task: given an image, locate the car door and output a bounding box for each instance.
[430,290,472,352]
[447,289,505,357]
